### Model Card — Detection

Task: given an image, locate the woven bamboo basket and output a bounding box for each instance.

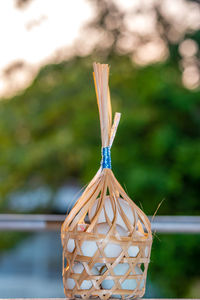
[61,63,152,300]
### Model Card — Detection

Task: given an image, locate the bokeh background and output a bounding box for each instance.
[0,0,200,298]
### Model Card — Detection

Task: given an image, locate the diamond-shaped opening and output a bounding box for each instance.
[90,265,100,275]
[128,246,139,257]
[112,295,122,299]
[67,239,75,252]
[89,197,114,224]
[116,212,128,231]
[99,265,107,275]
[106,187,110,195]
[64,257,67,269]
[113,263,129,275]
[139,279,145,290]
[89,199,100,222]
[145,246,149,257]
[66,278,75,289]
[73,262,84,274]
[141,263,145,272]
[81,241,98,257]
[137,217,148,234]
[104,197,114,222]
[135,265,142,275]
[116,224,128,237]
[84,213,88,224]
[96,222,128,237]
[121,279,137,290]
[80,280,92,290]
[97,223,110,234]
[94,263,105,273]
[104,243,122,257]
[101,279,114,289]
[136,230,145,238]
[118,198,134,228]
[135,220,146,237]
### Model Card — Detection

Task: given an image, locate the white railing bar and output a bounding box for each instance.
[0,214,199,233]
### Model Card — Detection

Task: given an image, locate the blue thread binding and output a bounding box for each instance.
[102,147,111,169]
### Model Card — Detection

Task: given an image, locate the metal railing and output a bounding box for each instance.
[0,214,200,233]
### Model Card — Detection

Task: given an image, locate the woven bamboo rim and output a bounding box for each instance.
[61,63,152,300]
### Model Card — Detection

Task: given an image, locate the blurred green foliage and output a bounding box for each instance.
[150,234,200,297]
[0,56,200,215]
[0,55,200,297]
[0,232,30,251]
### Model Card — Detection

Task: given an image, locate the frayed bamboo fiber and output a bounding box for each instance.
[61,63,152,300]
